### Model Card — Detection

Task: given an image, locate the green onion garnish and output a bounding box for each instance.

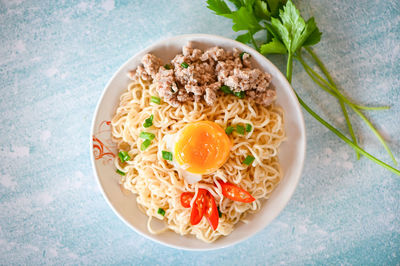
[116,169,126,176]
[118,151,131,163]
[217,206,222,218]
[236,125,245,135]
[151,96,161,104]
[220,85,232,94]
[234,91,245,99]
[181,62,189,68]
[246,123,252,132]
[243,155,255,165]
[162,150,173,161]
[140,131,155,140]
[164,64,171,70]
[157,208,166,216]
[141,139,151,151]
[143,114,154,128]
[225,126,235,135]
[239,52,245,60]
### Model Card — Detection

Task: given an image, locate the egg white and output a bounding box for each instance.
[163,134,202,184]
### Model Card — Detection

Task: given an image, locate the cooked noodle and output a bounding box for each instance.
[111,78,285,243]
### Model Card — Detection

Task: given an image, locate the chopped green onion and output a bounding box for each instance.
[243,155,255,165]
[140,131,155,140]
[239,52,250,60]
[236,125,245,135]
[151,96,161,104]
[157,208,166,216]
[116,169,126,176]
[181,62,189,68]
[220,85,232,94]
[164,64,171,70]
[217,206,222,218]
[162,150,173,161]
[141,139,151,151]
[234,91,245,99]
[143,114,154,128]
[118,151,131,163]
[245,123,252,132]
[225,126,235,135]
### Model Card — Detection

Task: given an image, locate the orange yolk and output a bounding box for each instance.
[174,121,231,174]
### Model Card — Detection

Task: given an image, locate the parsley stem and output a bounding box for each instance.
[297,52,360,159]
[299,53,389,111]
[294,92,400,176]
[250,34,259,51]
[297,54,397,166]
[342,102,360,160]
[286,52,294,83]
[304,47,335,86]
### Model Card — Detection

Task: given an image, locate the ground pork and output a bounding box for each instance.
[129,43,276,107]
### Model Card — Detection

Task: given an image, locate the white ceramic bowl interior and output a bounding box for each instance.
[90,34,306,250]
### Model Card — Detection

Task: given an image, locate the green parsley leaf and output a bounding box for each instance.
[254,0,270,20]
[141,139,151,151]
[260,37,287,54]
[225,126,235,135]
[292,17,319,52]
[270,16,291,51]
[118,151,130,163]
[116,169,126,176]
[207,0,232,15]
[236,125,245,135]
[228,0,242,9]
[139,132,155,140]
[270,0,321,54]
[151,96,161,104]
[220,85,233,94]
[246,123,252,132]
[164,64,171,70]
[157,208,166,216]
[162,150,173,161]
[243,155,255,165]
[267,0,285,17]
[302,21,322,46]
[264,22,280,39]
[231,7,262,33]
[236,32,252,44]
[143,114,154,128]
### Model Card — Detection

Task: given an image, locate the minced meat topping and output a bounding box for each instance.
[128,43,276,107]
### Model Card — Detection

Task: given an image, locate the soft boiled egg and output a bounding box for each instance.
[164,121,231,184]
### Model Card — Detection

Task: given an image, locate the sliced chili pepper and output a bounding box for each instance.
[204,192,219,231]
[180,192,194,208]
[219,181,255,203]
[190,189,207,225]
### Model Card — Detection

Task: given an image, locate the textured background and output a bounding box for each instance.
[1,0,399,264]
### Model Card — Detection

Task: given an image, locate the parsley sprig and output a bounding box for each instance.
[207,0,399,175]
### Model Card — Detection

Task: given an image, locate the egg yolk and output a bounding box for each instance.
[174,121,231,175]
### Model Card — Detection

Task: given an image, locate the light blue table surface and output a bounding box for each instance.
[1,0,399,264]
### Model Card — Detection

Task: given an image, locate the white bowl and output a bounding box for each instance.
[90,34,306,251]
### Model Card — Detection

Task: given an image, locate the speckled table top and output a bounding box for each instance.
[1,0,399,264]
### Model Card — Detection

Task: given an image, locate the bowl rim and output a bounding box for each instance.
[90,33,306,251]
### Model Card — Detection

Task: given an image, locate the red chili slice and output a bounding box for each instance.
[204,192,219,230]
[190,189,207,225]
[180,192,194,208]
[219,181,256,203]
